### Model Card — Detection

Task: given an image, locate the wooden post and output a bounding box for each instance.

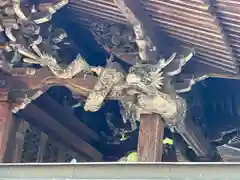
[21,104,103,161]
[36,132,48,162]
[3,116,20,163]
[0,89,13,162]
[137,114,164,162]
[12,120,29,163]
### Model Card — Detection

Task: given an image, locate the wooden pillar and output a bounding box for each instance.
[0,89,13,162]
[137,114,164,162]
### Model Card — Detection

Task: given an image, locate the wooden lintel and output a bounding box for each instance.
[137,114,164,162]
[3,65,231,115]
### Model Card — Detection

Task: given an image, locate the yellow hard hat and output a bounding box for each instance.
[126,151,137,162]
[163,138,173,145]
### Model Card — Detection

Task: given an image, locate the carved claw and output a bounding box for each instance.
[31,43,43,57]
[19,47,52,66]
[22,58,41,65]
[40,53,91,79]
[19,39,91,78]
[54,53,90,79]
[17,46,39,60]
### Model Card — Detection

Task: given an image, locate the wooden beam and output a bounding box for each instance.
[175,117,212,158]
[20,104,103,161]
[4,66,235,115]
[10,67,97,97]
[7,68,98,113]
[113,0,161,61]
[137,114,164,162]
[35,94,100,144]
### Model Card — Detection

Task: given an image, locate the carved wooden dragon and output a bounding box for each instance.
[81,2,195,129]
[79,47,194,130]
[0,0,196,132]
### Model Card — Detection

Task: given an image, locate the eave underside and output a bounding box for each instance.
[66,0,240,74]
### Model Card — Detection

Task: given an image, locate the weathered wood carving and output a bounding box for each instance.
[0,0,225,162]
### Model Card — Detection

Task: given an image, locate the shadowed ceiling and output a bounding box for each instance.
[63,0,240,74]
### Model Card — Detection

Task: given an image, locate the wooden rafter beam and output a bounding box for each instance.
[34,93,100,145]
[113,0,160,62]
[203,0,237,66]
